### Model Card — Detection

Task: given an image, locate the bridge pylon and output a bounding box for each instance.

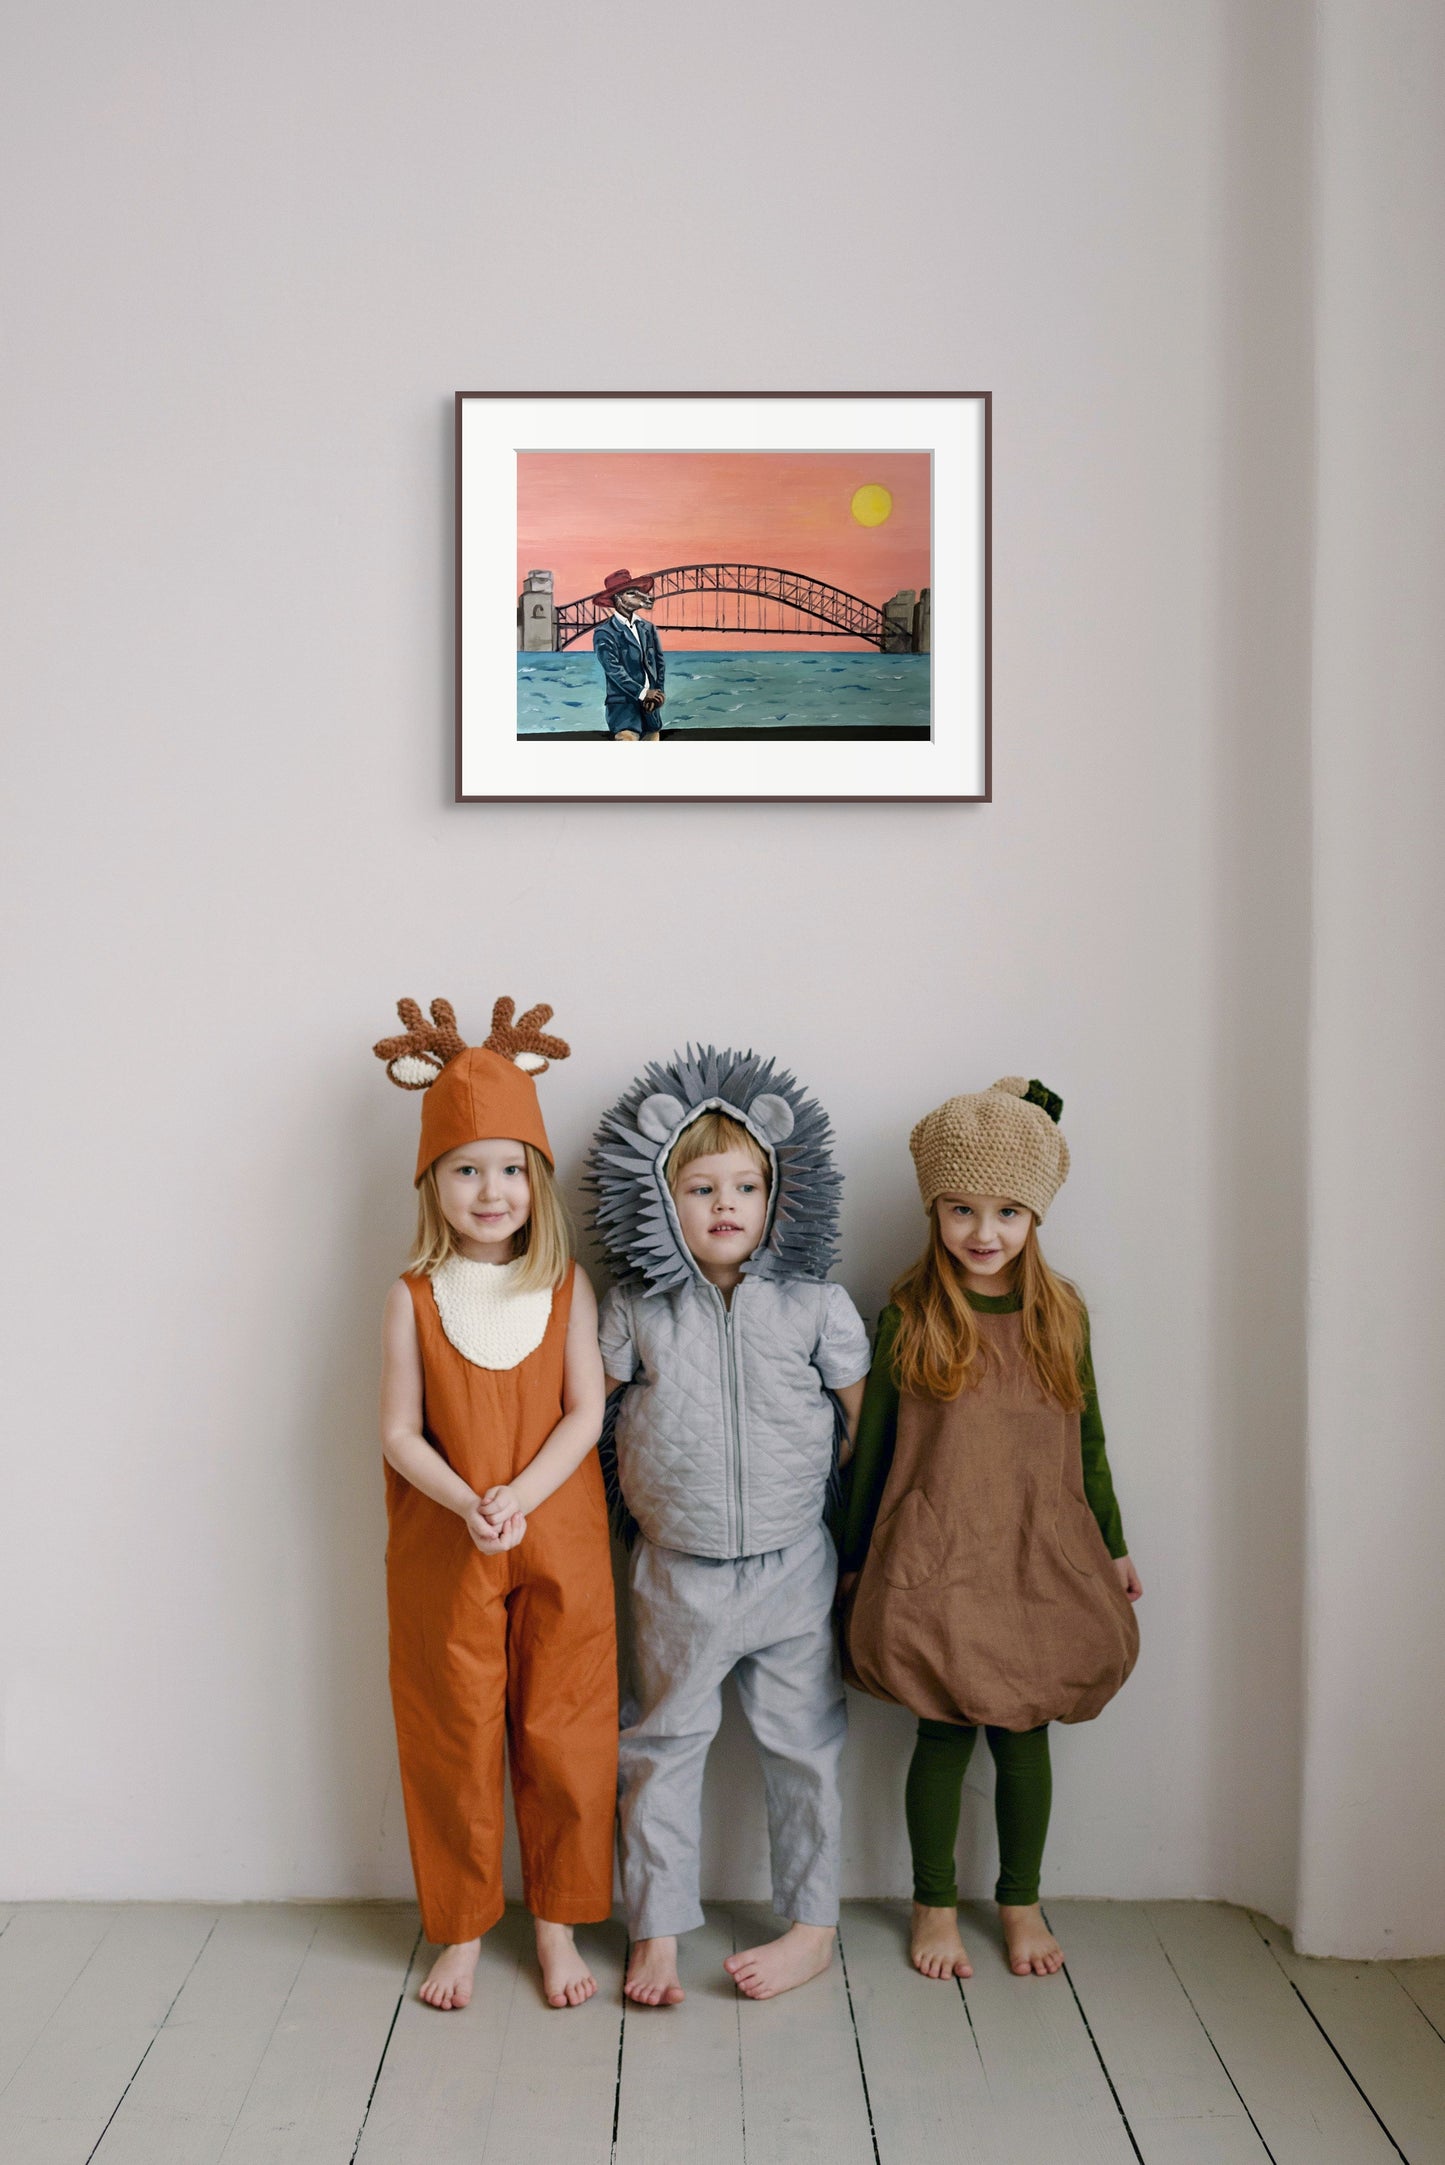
[881,590,917,653]
[518,569,555,651]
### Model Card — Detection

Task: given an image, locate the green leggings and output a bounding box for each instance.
[905,1719,1053,1908]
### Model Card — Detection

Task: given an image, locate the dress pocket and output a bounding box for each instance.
[1055,1501,1105,1578]
[877,1488,946,1590]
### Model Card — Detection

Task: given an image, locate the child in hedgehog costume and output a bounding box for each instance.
[589,1048,871,2004]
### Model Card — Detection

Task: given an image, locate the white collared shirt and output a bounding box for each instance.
[611,608,652,695]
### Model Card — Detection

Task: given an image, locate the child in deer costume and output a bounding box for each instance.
[838,1079,1141,1983]
[588,1046,871,2005]
[375,994,617,2013]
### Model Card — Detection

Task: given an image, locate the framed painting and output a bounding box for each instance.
[455,391,990,802]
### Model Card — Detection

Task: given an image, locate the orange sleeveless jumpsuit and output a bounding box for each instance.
[384,1262,618,1944]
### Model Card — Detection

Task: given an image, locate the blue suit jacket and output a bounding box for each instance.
[593,613,665,728]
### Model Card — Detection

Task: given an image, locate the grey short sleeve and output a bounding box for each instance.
[814,1282,871,1388]
[598,1284,638,1383]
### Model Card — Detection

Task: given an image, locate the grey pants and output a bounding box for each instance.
[617,1523,847,1940]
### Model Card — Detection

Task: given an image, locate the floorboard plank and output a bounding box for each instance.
[91,1907,323,2165]
[614,1906,745,2165]
[353,1910,527,2165]
[731,1903,875,2165]
[217,1905,419,2163]
[840,1898,1007,2164]
[1046,1902,1272,2165]
[476,1913,626,2165]
[1146,1902,1404,2164]
[1253,1914,1445,2164]
[949,1900,1141,2164]
[0,1905,217,2165]
[1393,1961,1445,2045]
[0,1904,122,2094]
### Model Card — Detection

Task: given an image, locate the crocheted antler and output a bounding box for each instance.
[482,996,571,1075]
[373,997,467,1090]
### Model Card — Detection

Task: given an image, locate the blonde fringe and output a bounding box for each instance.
[408,1143,572,1292]
[664,1110,771,1191]
[890,1216,1085,1410]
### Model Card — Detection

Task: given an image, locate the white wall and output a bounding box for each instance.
[0,0,1439,1956]
[1295,0,1445,1958]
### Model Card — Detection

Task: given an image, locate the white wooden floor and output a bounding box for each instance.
[2,1899,1443,2164]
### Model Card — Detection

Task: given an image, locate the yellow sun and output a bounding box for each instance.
[851,483,893,527]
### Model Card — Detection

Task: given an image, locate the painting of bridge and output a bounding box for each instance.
[521,563,930,655]
[514,449,932,742]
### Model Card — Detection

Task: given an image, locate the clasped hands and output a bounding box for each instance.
[464,1483,527,1554]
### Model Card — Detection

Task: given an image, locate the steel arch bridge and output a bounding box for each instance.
[553,563,906,650]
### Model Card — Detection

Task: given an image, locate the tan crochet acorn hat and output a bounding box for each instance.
[909,1077,1070,1223]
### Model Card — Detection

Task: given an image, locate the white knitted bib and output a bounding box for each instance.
[430,1255,553,1372]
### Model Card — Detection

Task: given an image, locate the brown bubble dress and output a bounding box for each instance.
[385,1261,618,1944]
[842,1297,1138,1731]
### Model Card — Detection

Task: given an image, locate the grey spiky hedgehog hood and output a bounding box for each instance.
[585,1045,843,1294]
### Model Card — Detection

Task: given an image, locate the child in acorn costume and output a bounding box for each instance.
[375,995,617,2013]
[839,1078,1141,1982]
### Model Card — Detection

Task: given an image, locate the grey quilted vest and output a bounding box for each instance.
[588,1045,870,1560]
[598,1276,869,1558]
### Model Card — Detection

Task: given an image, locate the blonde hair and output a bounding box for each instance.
[664,1110,772,1191]
[408,1142,571,1291]
[890,1211,1085,1410]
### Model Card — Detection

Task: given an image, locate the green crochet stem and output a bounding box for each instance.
[1024,1078,1063,1124]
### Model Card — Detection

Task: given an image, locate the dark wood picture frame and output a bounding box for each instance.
[455,390,991,804]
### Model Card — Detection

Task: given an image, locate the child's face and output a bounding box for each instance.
[434,1137,531,1258]
[935,1192,1032,1283]
[671,1148,770,1278]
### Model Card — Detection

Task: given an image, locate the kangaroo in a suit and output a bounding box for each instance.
[591,576,665,738]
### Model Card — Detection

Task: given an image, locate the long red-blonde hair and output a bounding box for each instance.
[890,1211,1086,1410]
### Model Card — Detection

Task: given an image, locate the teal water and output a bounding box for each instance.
[517,649,930,735]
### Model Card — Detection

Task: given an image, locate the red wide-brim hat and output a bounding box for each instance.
[591,568,655,606]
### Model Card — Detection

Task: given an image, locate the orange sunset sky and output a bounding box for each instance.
[517,451,931,649]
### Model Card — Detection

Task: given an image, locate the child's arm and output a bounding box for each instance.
[1079,1322,1143,1603]
[834,1378,866,1463]
[380,1282,524,1554]
[835,1308,903,1587]
[814,1284,872,1469]
[477,1270,607,1528]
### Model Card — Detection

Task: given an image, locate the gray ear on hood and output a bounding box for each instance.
[637,1092,688,1144]
[748,1094,795,1144]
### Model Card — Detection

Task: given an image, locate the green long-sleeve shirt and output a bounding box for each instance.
[837,1290,1128,1573]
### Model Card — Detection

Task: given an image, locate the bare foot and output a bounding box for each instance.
[725,1921,835,2001]
[418,1938,480,2010]
[910,1901,973,1980]
[1000,1902,1064,1976]
[534,1918,597,2009]
[625,1935,685,2007]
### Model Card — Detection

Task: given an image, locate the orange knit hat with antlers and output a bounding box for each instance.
[373,996,571,1182]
